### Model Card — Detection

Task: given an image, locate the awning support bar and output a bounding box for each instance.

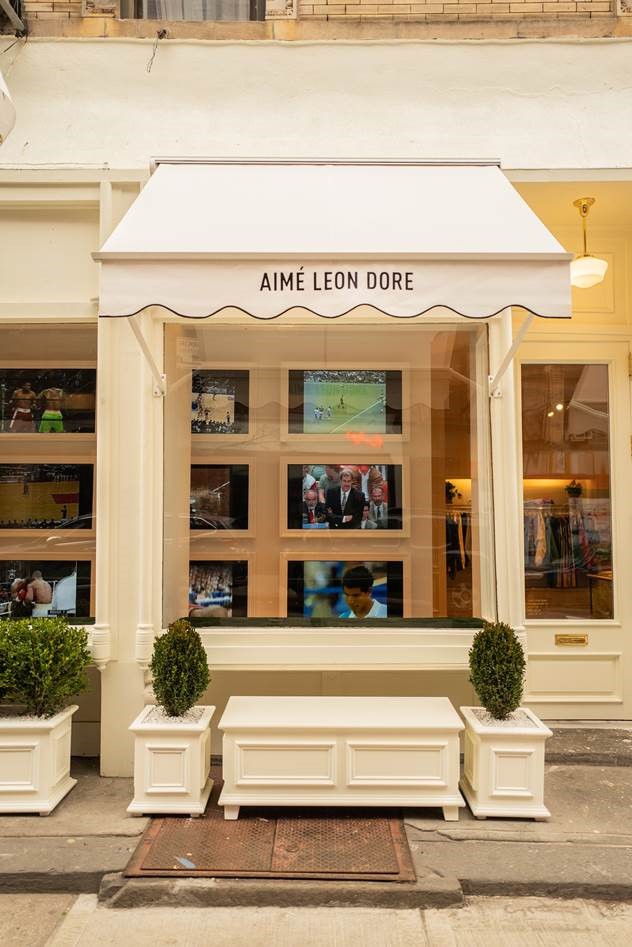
[127,315,166,397]
[0,0,26,32]
[488,312,535,398]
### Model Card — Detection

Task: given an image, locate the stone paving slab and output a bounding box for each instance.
[0,759,147,839]
[547,728,632,767]
[49,899,430,947]
[44,896,632,947]
[407,837,632,900]
[0,837,140,892]
[2,893,76,947]
[422,896,632,947]
[405,763,632,844]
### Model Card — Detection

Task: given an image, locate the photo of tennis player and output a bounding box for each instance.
[286,560,404,619]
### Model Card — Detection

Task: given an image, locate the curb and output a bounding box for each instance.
[98,873,464,910]
[461,880,632,901]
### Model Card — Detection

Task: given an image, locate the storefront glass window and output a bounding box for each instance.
[163,321,491,624]
[0,324,97,619]
[521,363,613,620]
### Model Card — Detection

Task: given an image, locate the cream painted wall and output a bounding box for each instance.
[2,39,632,769]
[0,39,632,170]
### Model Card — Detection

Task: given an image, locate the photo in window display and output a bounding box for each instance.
[0,560,91,619]
[0,369,96,434]
[287,464,402,531]
[287,560,404,620]
[188,561,248,618]
[288,370,403,435]
[0,464,94,530]
[191,370,249,435]
[190,465,249,531]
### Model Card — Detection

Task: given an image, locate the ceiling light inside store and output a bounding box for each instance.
[547,411,555,418]
[555,403,564,411]
[570,197,608,289]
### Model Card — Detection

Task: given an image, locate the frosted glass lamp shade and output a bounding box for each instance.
[570,255,608,289]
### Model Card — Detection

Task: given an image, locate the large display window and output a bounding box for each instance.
[0,325,97,619]
[521,362,613,620]
[163,320,491,625]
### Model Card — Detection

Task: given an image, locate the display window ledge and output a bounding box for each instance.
[185,618,485,670]
[188,617,483,629]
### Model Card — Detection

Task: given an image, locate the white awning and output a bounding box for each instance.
[94,160,572,320]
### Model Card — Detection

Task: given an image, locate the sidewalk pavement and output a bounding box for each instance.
[1,728,631,908]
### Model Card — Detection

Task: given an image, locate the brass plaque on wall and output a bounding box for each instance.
[555,634,589,647]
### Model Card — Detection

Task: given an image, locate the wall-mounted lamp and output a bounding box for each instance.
[570,197,608,289]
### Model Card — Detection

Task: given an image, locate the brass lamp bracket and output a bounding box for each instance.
[573,196,595,217]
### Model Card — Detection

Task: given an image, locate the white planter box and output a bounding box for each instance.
[219,696,465,821]
[460,705,552,820]
[0,704,78,815]
[127,704,215,817]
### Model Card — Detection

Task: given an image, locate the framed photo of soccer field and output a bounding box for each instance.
[281,365,406,442]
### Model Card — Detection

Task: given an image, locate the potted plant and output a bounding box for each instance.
[0,616,91,814]
[565,479,583,498]
[460,621,552,820]
[127,618,214,817]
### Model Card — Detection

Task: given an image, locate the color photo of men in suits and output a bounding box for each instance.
[326,468,364,529]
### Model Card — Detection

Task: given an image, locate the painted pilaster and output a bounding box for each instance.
[134,309,165,669]
[97,307,164,775]
[487,310,525,639]
[92,181,113,672]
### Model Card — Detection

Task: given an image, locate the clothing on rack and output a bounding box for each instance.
[524,499,607,588]
[446,509,470,579]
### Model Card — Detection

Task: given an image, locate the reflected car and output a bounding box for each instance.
[190,514,237,530]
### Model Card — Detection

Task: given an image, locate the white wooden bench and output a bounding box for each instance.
[218,696,465,821]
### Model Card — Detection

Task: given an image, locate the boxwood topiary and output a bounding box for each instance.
[468,620,526,720]
[0,616,91,718]
[150,618,210,717]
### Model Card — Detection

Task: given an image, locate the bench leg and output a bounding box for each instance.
[442,805,459,822]
[224,805,240,821]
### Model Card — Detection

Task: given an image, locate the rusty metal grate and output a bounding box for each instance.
[125,777,416,882]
